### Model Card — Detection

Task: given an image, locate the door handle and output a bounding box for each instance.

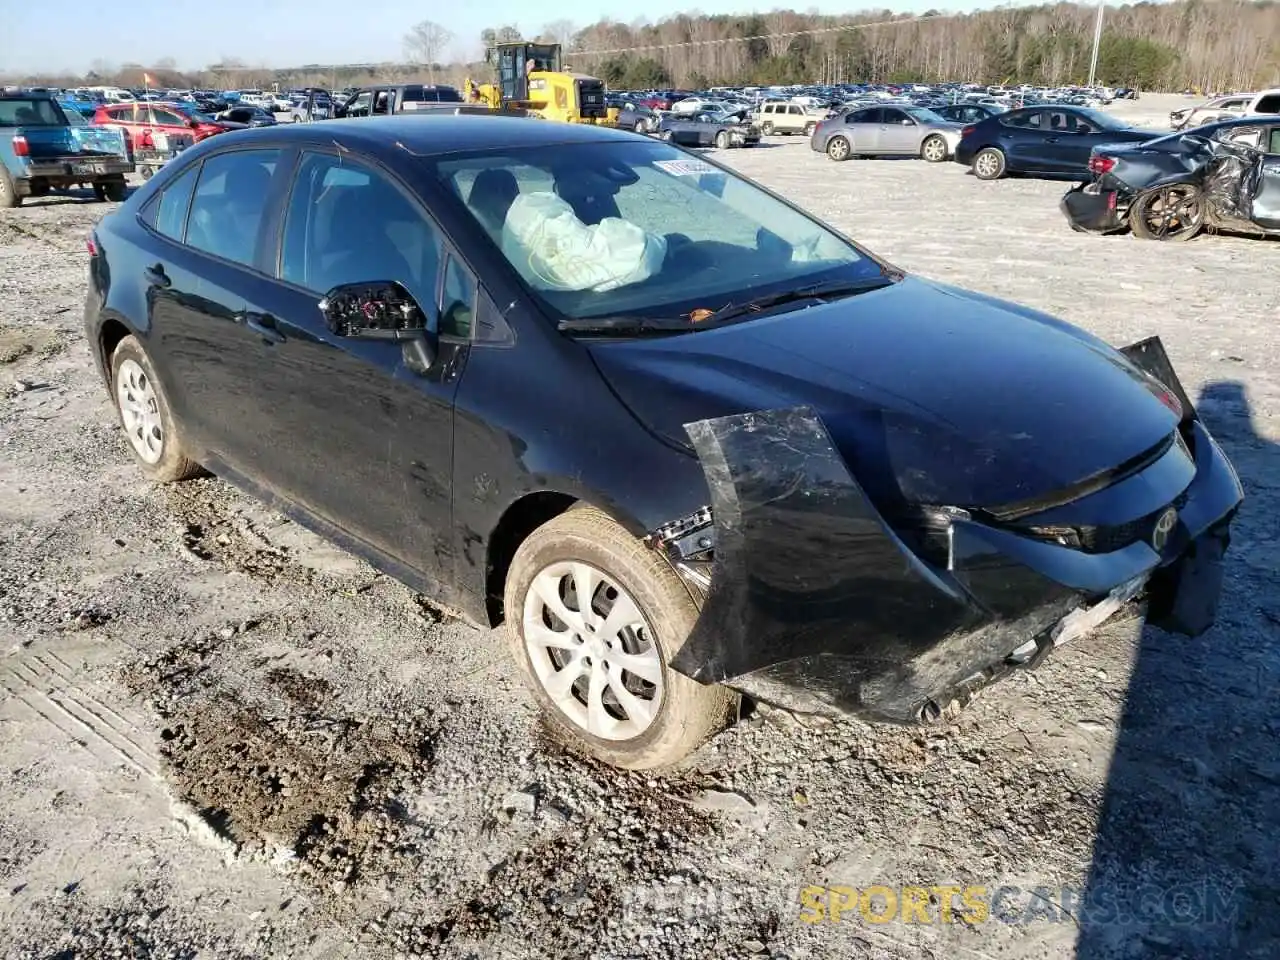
[238,310,285,344]
[143,263,170,288]
[1045,137,1060,143]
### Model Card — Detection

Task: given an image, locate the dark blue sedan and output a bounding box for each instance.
[82,116,1241,770]
[954,105,1161,180]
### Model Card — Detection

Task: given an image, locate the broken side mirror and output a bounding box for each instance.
[319,281,439,373]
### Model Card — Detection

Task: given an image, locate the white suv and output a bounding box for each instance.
[752,100,822,136]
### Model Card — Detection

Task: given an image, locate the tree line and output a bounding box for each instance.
[5,2,1278,95]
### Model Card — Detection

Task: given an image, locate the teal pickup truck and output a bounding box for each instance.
[0,93,134,208]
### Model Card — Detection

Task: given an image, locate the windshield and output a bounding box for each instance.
[432,140,884,322]
[904,106,944,123]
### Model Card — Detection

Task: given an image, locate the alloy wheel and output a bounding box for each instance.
[523,561,664,741]
[923,137,946,162]
[115,358,165,463]
[975,151,1001,178]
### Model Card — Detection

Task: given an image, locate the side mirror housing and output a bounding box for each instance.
[319,281,439,372]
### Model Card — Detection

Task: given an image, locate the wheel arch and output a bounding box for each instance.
[483,486,653,627]
[94,313,137,384]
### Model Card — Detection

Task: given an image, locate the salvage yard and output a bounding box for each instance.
[1,93,1279,959]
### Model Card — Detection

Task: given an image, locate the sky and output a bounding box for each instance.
[2,0,1032,76]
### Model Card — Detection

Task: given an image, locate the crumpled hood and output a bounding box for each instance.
[587,276,1178,509]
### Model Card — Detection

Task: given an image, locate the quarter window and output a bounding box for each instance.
[279,151,442,313]
[185,149,280,267]
[440,255,476,339]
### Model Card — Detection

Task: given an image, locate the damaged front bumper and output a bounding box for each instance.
[653,340,1243,724]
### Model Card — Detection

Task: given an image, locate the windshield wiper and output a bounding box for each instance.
[699,276,898,325]
[557,315,698,335]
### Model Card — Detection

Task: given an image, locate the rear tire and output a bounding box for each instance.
[803,121,817,137]
[1129,184,1203,242]
[504,506,737,770]
[102,179,127,202]
[109,336,203,483]
[972,147,1006,180]
[761,121,774,136]
[826,135,851,161]
[0,167,21,208]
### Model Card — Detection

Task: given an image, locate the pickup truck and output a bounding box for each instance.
[0,94,133,207]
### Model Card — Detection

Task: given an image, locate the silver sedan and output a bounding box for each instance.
[810,105,964,162]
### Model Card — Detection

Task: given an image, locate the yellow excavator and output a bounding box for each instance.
[465,41,619,125]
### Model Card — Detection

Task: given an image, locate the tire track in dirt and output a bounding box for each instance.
[1,650,161,780]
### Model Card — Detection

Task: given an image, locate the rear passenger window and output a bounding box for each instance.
[185,149,279,267]
[152,163,198,240]
[279,151,442,313]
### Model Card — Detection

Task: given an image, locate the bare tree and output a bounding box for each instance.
[404,19,454,81]
[541,19,577,49]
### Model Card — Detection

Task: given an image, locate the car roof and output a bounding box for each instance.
[220,114,639,156]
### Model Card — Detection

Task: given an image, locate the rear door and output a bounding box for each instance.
[139,147,290,475]
[248,148,465,586]
[844,107,883,151]
[1001,109,1052,171]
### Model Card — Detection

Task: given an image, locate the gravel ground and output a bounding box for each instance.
[1,93,1277,960]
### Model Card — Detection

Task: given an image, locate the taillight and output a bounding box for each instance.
[960,125,975,138]
[12,135,29,157]
[1088,155,1116,175]
[86,237,98,256]
[1143,376,1183,419]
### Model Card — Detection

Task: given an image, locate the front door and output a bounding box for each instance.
[877,107,920,155]
[252,149,464,587]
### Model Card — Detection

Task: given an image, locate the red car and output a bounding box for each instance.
[91,102,227,152]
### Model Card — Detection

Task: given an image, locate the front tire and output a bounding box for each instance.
[826,135,851,161]
[972,147,1006,180]
[504,506,737,770]
[761,121,774,136]
[109,336,202,482]
[714,130,730,149]
[921,134,948,163]
[803,121,817,137]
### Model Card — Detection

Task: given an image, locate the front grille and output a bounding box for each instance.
[1027,488,1191,554]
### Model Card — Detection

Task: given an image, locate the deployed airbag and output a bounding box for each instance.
[501,191,666,293]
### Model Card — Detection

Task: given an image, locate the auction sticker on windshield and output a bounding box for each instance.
[655,158,716,176]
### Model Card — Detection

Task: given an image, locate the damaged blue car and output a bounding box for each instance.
[83,117,1243,769]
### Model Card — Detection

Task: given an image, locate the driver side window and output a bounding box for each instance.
[279,152,442,315]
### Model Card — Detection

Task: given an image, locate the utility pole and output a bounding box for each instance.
[1087,0,1105,88]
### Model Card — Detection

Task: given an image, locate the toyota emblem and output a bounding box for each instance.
[1151,506,1178,552]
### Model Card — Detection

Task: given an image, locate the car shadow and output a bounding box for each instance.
[20,185,128,207]
[1075,380,1280,959]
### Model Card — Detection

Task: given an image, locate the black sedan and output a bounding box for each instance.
[656,111,759,148]
[955,105,1162,180]
[84,117,1242,769]
[1062,117,1280,241]
[933,102,1003,124]
[214,105,278,127]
